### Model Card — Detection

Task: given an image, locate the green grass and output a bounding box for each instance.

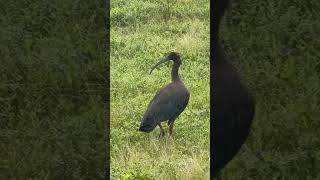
[219,0,320,179]
[0,0,108,179]
[110,0,210,179]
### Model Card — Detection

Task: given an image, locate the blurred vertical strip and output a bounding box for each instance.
[105,0,110,179]
[0,0,110,179]
[212,0,320,179]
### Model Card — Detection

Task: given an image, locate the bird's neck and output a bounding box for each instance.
[171,61,181,82]
[213,40,224,65]
[213,18,225,65]
[213,4,225,65]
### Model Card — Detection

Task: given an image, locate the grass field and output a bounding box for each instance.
[110,0,210,179]
[0,1,108,179]
[219,0,320,179]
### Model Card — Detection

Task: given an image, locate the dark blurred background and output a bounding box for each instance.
[0,0,109,179]
[219,0,320,179]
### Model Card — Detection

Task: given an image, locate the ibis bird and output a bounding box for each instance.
[212,0,255,176]
[139,52,190,139]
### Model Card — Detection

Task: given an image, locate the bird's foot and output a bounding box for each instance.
[167,135,174,144]
[168,133,174,140]
[158,132,165,140]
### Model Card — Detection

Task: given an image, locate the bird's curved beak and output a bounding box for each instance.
[149,57,170,75]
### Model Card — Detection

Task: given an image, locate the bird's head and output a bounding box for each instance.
[149,52,181,74]
[166,51,181,61]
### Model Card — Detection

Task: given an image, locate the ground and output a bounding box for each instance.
[1,0,319,179]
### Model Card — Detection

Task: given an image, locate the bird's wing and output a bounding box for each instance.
[143,84,189,121]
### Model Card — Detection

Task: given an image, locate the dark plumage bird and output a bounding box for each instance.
[139,52,190,138]
[212,0,255,176]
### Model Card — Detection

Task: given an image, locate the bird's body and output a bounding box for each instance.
[212,0,255,176]
[141,81,189,131]
[139,52,189,138]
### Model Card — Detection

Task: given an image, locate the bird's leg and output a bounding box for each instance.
[168,120,175,138]
[158,123,165,139]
